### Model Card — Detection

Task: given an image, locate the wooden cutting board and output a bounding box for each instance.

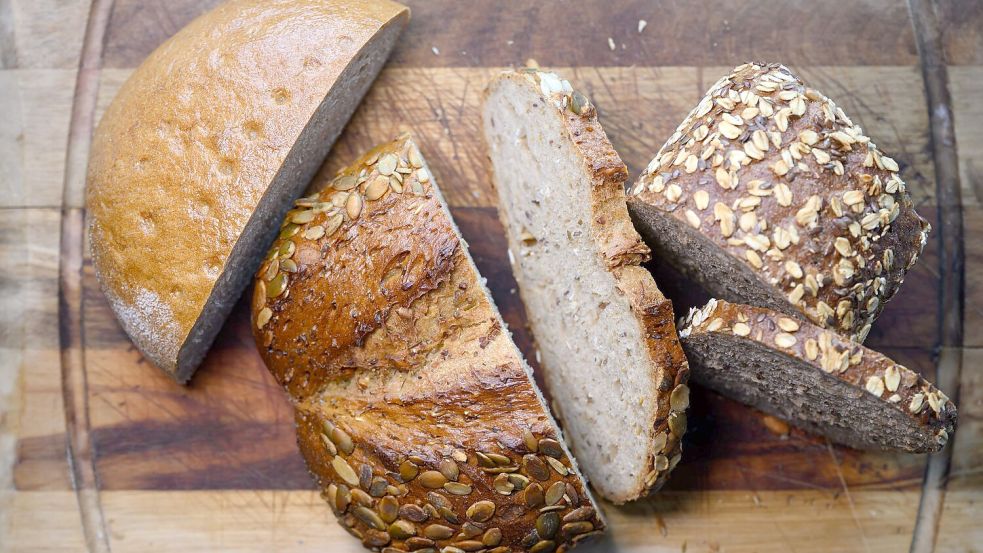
[2,0,981,551]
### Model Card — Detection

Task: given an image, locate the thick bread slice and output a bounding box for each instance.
[87,0,409,382]
[482,70,691,503]
[627,62,930,343]
[251,135,604,553]
[679,299,957,452]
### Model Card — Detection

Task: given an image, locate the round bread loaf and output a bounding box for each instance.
[483,69,690,503]
[627,62,930,343]
[679,299,956,452]
[87,0,409,382]
[252,135,605,553]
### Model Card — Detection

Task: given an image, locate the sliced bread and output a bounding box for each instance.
[482,69,690,503]
[252,135,604,552]
[679,299,957,452]
[627,62,931,343]
[87,0,409,381]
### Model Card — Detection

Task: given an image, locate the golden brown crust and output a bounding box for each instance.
[629,62,931,343]
[86,0,409,378]
[253,136,604,553]
[680,299,957,451]
[486,70,690,501]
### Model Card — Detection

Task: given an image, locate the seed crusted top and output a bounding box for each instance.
[630,62,931,343]
[679,299,957,452]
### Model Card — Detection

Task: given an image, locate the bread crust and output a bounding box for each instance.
[484,70,691,502]
[86,0,409,379]
[629,62,931,343]
[680,299,957,452]
[252,136,604,553]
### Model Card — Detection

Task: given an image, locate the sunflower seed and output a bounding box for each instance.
[563,506,595,523]
[353,506,386,530]
[561,521,595,539]
[329,427,354,455]
[398,504,428,523]
[388,520,416,539]
[351,488,373,507]
[545,456,568,476]
[332,456,359,487]
[544,481,566,506]
[370,477,389,497]
[426,492,451,511]
[419,471,447,489]
[466,500,496,522]
[362,529,390,547]
[524,483,545,508]
[423,524,454,540]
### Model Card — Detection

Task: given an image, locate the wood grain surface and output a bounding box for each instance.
[1,0,980,552]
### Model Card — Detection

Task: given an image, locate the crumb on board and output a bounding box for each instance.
[608,37,616,50]
[431,46,439,55]
[638,19,648,32]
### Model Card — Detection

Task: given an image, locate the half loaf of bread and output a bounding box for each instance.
[483,69,691,503]
[627,62,930,343]
[87,0,409,381]
[679,299,956,452]
[251,135,604,553]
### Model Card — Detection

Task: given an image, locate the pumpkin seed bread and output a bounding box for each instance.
[87,0,409,382]
[483,69,690,503]
[252,135,605,553]
[679,299,957,452]
[627,62,931,343]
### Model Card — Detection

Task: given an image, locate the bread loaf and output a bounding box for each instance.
[252,135,605,553]
[679,299,956,452]
[87,0,409,381]
[483,69,690,503]
[627,63,930,343]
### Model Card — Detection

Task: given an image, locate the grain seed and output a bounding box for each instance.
[732,322,751,336]
[884,365,901,392]
[909,393,925,413]
[774,332,797,348]
[865,376,885,397]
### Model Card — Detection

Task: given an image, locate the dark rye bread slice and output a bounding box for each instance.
[679,299,957,452]
[482,69,691,503]
[627,62,930,343]
[251,135,604,553]
[87,0,409,381]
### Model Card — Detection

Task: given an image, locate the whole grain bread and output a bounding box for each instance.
[627,62,930,343]
[252,135,604,553]
[679,299,956,452]
[87,0,409,382]
[483,69,690,503]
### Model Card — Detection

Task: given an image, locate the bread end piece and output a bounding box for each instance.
[628,62,930,344]
[86,0,409,382]
[680,299,957,453]
[483,69,690,503]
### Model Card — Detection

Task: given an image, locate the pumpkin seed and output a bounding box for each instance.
[256,307,272,329]
[545,456,568,476]
[331,456,359,487]
[353,506,385,530]
[565,483,579,506]
[476,452,495,468]
[291,210,315,224]
[370,477,389,497]
[455,541,484,552]
[423,524,454,540]
[522,455,550,481]
[482,528,502,547]
[524,483,545,508]
[388,520,416,539]
[669,411,687,437]
[266,273,287,298]
[262,259,279,281]
[493,473,514,495]
[378,154,398,176]
[365,176,390,200]
[278,223,299,239]
[508,473,530,490]
[443,482,472,495]
[438,506,459,524]
[319,433,337,456]
[545,481,566,506]
[560,521,594,539]
[438,458,459,481]
[345,192,363,219]
[562,506,595,523]
[521,530,541,548]
[329,427,354,455]
[466,500,496,522]
[333,175,357,191]
[570,90,588,114]
[398,459,419,482]
[419,471,447,489]
[378,496,399,523]
[362,529,390,547]
[523,428,538,452]
[652,431,668,453]
[538,439,563,459]
[670,383,690,411]
[399,503,428,522]
[426,492,451,511]
[405,537,434,550]
[278,240,295,258]
[303,225,325,240]
[279,258,297,273]
[530,539,557,553]
[350,488,373,507]
[486,453,511,466]
[324,213,344,237]
[654,455,669,471]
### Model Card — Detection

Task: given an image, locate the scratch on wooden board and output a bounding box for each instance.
[826,440,872,553]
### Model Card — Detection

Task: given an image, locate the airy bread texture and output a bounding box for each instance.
[87,0,409,381]
[680,299,957,452]
[252,135,604,553]
[483,70,690,503]
[627,62,930,343]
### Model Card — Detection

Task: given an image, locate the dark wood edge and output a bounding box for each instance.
[59,0,115,551]
[906,1,966,552]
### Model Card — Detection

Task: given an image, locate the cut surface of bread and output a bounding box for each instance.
[627,62,930,343]
[483,70,690,503]
[252,135,604,553]
[680,299,957,452]
[87,0,409,382]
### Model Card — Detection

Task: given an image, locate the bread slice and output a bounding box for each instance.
[482,70,691,503]
[251,135,604,552]
[627,62,931,343]
[87,0,409,382]
[679,299,957,452]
